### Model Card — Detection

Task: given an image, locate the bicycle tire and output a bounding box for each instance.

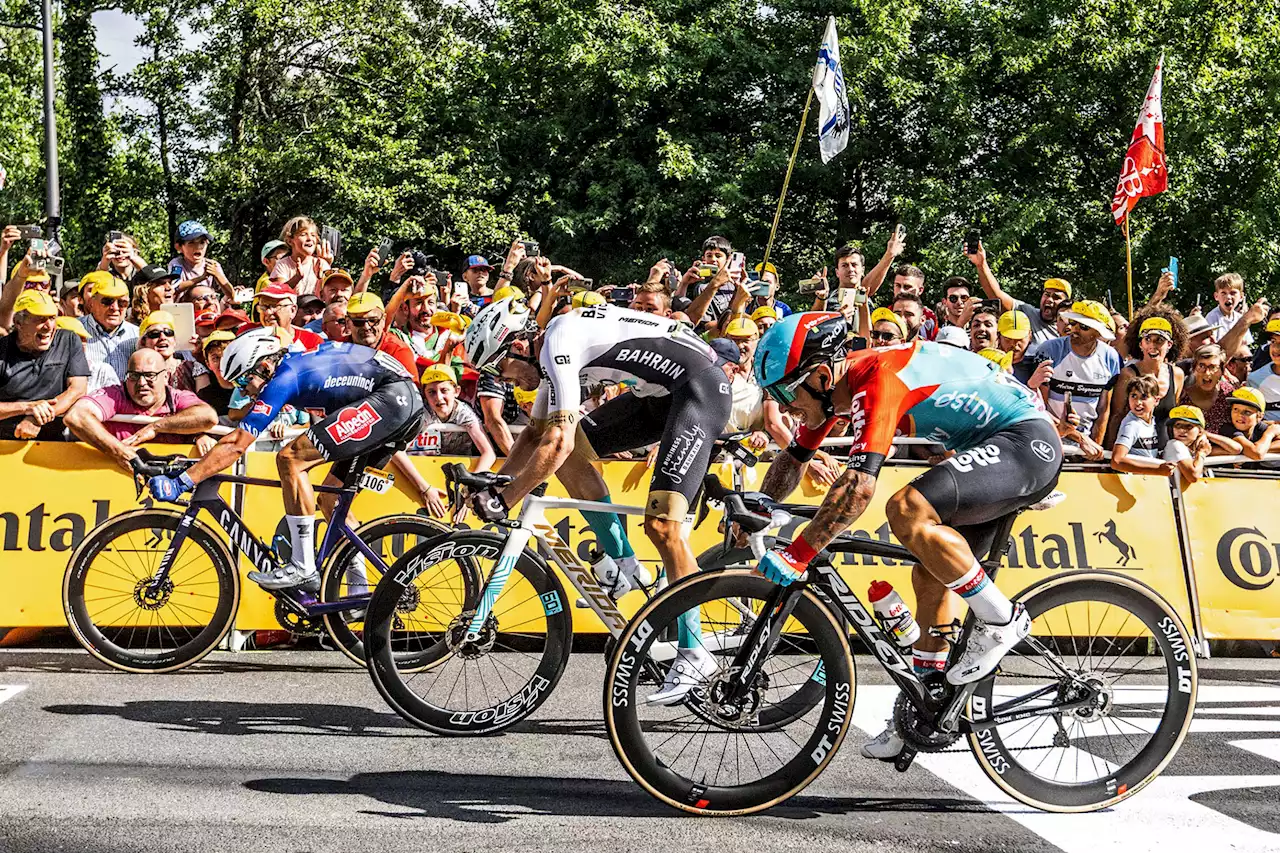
[63,508,239,673]
[319,513,460,665]
[364,530,574,735]
[967,571,1197,812]
[605,568,855,815]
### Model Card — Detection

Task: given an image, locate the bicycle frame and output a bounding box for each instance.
[148,473,394,616]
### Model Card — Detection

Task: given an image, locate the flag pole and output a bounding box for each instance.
[761,87,815,272]
[1124,214,1134,320]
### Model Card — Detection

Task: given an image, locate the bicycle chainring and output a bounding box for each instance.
[893,690,961,753]
[274,598,325,636]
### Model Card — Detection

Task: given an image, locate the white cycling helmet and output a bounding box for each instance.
[464,296,534,371]
[220,327,285,384]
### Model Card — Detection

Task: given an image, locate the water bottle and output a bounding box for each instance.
[868,580,920,648]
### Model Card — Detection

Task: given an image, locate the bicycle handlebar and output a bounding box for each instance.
[700,474,789,534]
[129,449,199,500]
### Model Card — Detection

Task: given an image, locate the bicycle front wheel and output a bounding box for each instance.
[364,530,573,735]
[967,572,1197,812]
[605,569,854,815]
[63,508,239,673]
[319,513,458,666]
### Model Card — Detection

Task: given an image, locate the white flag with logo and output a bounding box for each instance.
[812,16,850,164]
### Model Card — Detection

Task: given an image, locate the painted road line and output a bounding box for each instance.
[0,685,27,706]
[850,685,1280,853]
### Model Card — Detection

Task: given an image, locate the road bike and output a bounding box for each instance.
[62,446,452,673]
[363,439,764,735]
[603,475,1198,815]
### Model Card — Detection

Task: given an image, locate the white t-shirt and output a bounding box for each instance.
[1246,363,1280,417]
[406,401,482,456]
[1205,304,1253,345]
[1163,439,1192,463]
[1115,412,1159,458]
[1010,298,1060,350]
[1037,336,1123,441]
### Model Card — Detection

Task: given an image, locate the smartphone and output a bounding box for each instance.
[1060,390,1073,425]
[170,262,185,279]
[28,238,47,270]
[160,302,196,352]
[108,230,124,244]
[48,256,65,288]
[375,237,393,265]
[1162,256,1179,290]
[963,228,982,256]
[452,281,467,303]
[578,277,594,290]
[748,280,771,297]
[320,225,342,261]
[610,286,635,305]
[728,251,745,273]
[521,240,540,257]
[895,222,907,243]
[664,262,680,291]
[18,225,42,240]
[798,276,824,294]
[697,263,717,279]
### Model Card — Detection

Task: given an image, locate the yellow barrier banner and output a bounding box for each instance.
[1179,477,1280,640]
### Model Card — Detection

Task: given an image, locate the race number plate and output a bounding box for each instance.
[358,466,395,494]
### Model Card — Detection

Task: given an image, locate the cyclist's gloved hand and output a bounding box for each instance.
[471,487,509,522]
[149,472,195,503]
[758,537,818,586]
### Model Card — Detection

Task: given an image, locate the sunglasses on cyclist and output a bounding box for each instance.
[234,362,275,389]
[144,328,176,340]
[763,371,812,406]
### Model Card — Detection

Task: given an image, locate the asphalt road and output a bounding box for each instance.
[1,650,1278,853]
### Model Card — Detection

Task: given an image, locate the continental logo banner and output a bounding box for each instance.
[1180,477,1280,640]
[0,442,1205,638]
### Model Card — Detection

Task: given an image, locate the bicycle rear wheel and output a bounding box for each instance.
[967,572,1197,812]
[605,569,854,815]
[63,509,239,673]
[364,530,573,735]
[319,513,460,666]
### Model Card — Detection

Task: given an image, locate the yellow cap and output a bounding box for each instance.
[723,316,759,339]
[1266,317,1280,336]
[54,316,89,339]
[14,290,58,318]
[202,329,236,350]
[572,290,606,309]
[976,347,1013,371]
[1167,405,1206,429]
[1139,316,1174,340]
[347,292,385,316]
[139,310,176,337]
[1043,278,1073,298]
[1062,300,1116,341]
[80,270,128,300]
[255,273,272,293]
[870,307,907,339]
[1229,387,1266,412]
[753,262,777,277]
[513,386,539,406]
[997,310,1031,340]
[320,268,354,287]
[420,364,458,386]
[24,267,50,284]
[492,285,523,303]
[750,306,779,323]
[430,311,467,333]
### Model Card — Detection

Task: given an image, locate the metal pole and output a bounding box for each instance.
[760,87,815,273]
[1124,215,1133,321]
[40,0,60,232]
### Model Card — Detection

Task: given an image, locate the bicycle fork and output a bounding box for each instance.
[464,526,534,642]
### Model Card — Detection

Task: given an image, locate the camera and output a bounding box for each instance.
[18,225,42,241]
[963,228,982,256]
[798,276,824,294]
[521,240,540,257]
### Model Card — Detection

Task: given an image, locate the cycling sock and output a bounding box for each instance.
[946,562,1013,624]
[676,608,702,649]
[285,514,316,572]
[581,495,635,560]
[912,648,949,676]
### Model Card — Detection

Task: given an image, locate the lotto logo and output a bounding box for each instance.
[947,444,1001,473]
[325,402,382,445]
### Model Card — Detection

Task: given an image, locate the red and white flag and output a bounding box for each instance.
[1111,56,1167,226]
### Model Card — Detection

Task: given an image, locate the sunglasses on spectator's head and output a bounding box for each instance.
[144,328,175,340]
[126,369,166,383]
[870,330,901,343]
[99,296,129,307]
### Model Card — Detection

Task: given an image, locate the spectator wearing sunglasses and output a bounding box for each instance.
[868,307,906,348]
[65,348,217,471]
[344,292,417,377]
[939,277,971,328]
[0,290,89,440]
[79,270,139,393]
[137,310,201,392]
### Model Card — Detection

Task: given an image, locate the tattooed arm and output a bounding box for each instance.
[796,468,878,551]
[760,451,807,501]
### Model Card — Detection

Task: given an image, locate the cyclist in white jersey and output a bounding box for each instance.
[465,297,733,701]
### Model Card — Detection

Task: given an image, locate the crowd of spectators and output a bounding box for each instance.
[1,216,1277,509]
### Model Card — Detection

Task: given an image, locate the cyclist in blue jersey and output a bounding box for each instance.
[146,328,424,590]
[750,313,1063,760]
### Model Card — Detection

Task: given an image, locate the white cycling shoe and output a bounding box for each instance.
[248,561,319,592]
[861,720,905,760]
[646,646,719,705]
[946,603,1031,685]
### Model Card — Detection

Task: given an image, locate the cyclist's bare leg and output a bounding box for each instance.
[911,563,956,655]
[315,471,357,528]
[645,516,696,580]
[553,449,609,501]
[277,434,326,517]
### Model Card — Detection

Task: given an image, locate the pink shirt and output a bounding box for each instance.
[82,384,205,442]
[271,254,331,296]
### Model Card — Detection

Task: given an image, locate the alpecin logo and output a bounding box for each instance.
[1216,527,1279,590]
[325,402,382,445]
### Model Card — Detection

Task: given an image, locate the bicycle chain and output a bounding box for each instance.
[916,668,1077,754]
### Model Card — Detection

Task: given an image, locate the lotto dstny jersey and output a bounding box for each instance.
[533,305,718,424]
[239,342,412,437]
[795,340,1049,468]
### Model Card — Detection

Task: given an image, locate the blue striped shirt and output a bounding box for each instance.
[82,315,139,393]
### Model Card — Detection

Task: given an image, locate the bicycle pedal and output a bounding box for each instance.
[893,747,918,773]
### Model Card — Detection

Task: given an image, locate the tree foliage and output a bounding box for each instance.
[1,0,1278,309]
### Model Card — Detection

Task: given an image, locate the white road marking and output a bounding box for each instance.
[850,684,1280,853]
[0,685,27,706]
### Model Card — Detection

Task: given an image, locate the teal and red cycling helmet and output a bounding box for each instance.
[754,311,856,405]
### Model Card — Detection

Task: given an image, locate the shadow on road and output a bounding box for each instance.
[245,769,987,823]
[42,699,418,738]
[0,650,359,676]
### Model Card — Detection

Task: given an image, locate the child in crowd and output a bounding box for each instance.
[1224,387,1280,467]
[166,220,232,297]
[1110,374,1172,475]
[405,365,495,470]
[270,216,332,295]
[1204,272,1251,344]
[1163,406,1213,483]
